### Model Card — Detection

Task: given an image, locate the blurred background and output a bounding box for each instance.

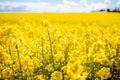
[0,0,120,12]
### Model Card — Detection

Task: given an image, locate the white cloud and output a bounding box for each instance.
[56,4,82,12]
[0,1,109,12]
[0,3,5,10]
[117,0,120,5]
[0,1,29,9]
[104,0,111,4]
[88,3,108,11]
[63,0,78,6]
[79,1,108,11]
[0,1,80,12]
[0,1,54,11]
[57,4,71,9]
[24,2,52,11]
[80,0,87,7]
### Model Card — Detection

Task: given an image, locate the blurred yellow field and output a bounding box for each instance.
[0,13,120,80]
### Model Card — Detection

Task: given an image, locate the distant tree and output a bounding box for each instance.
[98,7,120,13]
[112,7,120,12]
[107,8,110,12]
[99,9,106,12]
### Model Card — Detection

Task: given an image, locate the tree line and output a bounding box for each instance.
[99,8,120,12]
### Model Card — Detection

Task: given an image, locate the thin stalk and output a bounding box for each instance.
[64,44,69,65]
[16,45,23,78]
[47,29,55,70]
[8,48,15,77]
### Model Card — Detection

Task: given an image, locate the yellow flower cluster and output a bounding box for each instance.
[96,67,111,79]
[0,13,120,80]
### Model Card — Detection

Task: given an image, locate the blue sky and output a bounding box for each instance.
[0,0,120,12]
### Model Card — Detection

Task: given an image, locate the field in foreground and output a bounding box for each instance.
[0,13,120,80]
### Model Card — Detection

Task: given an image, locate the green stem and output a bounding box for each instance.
[47,29,55,70]
[16,45,23,78]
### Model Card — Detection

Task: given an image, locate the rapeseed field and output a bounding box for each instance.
[0,13,120,80]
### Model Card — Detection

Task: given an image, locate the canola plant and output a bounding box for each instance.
[0,13,120,80]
